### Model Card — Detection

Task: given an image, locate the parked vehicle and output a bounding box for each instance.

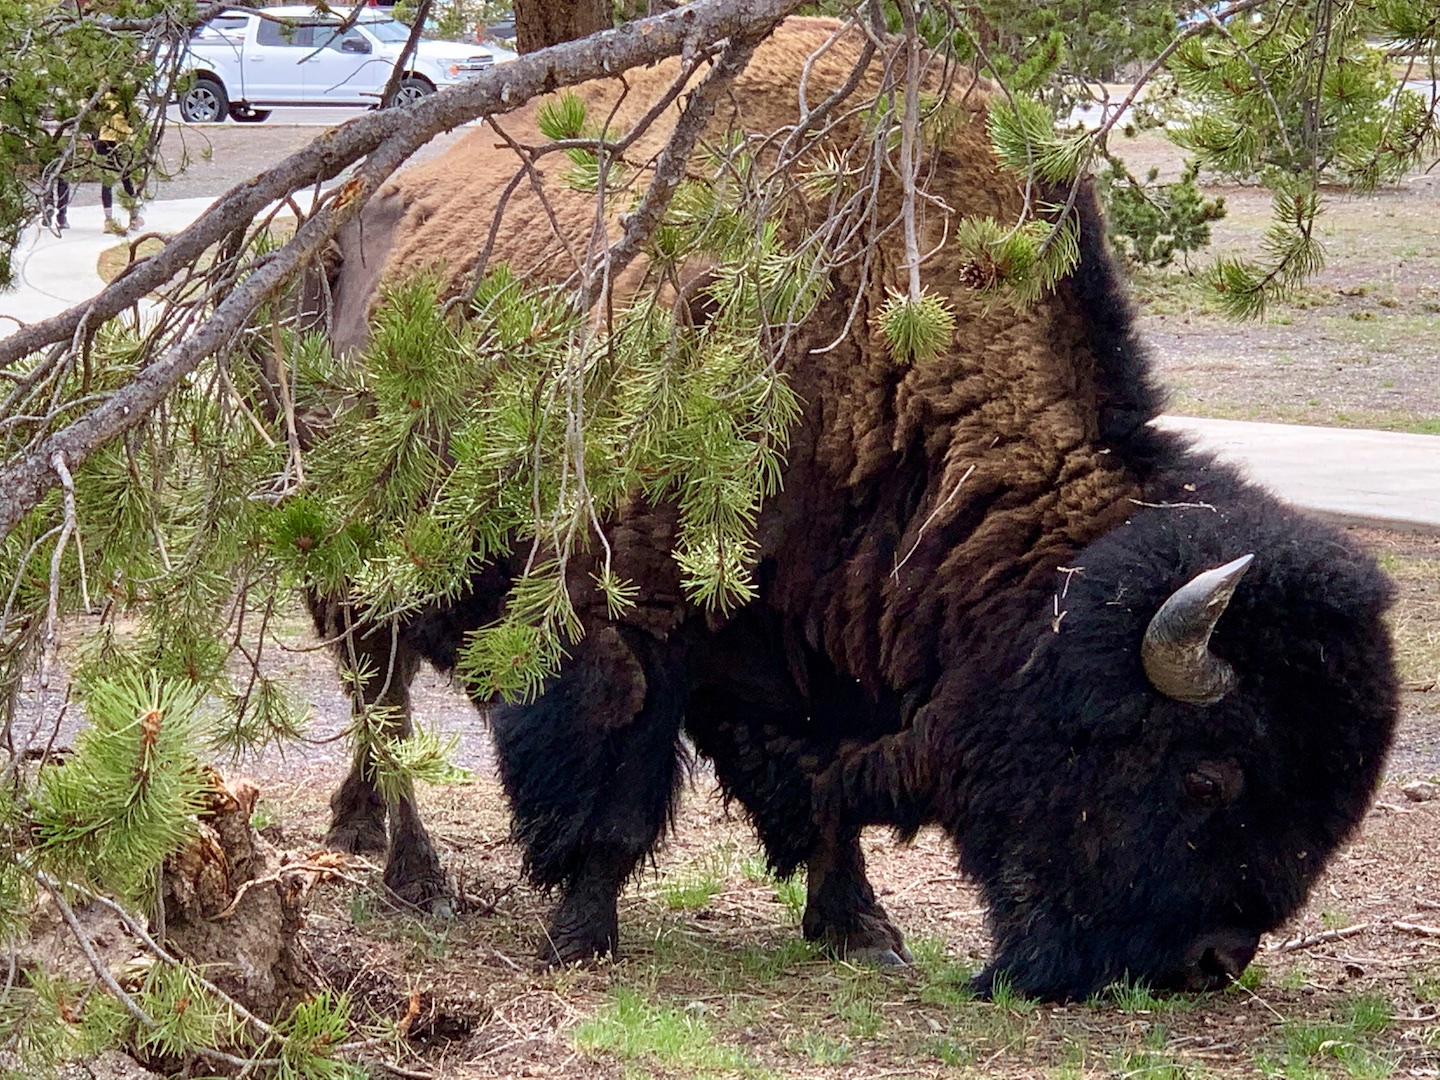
[178,6,516,123]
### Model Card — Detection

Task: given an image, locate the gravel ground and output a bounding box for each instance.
[59,120,470,208]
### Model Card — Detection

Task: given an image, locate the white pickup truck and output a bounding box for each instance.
[178,5,514,123]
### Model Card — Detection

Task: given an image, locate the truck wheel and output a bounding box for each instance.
[229,104,272,123]
[180,76,229,123]
[392,76,434,107]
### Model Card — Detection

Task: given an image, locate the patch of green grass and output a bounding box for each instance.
[738,853,806,924]
[736,938,821,983]
[989,973,1039,1014]
[1052,1036,1090,1078]
[661,867,725,912]
[1104,977,1166,1013]
[922,1034,975,1066]
[785,1030,851,1064]
[248,803,274,832]
[1320,312,1440,353]
[1322,910,1352,931]
[911,936,976,1007]
[1383,553,1440,686]
[1114,1049,1206,1079]
[345,891,453,957]
[836,991,884,1039]
[1128,267,1225,317]
[1345,994,1394,1037]
[738,853,771,882]
[1280,966,1312,991]
[1230,963,1266,992]
[1275,995,1397,1080]
[1410,968,1440,1003]
[574,988,759,1077]
[396,916,454,961]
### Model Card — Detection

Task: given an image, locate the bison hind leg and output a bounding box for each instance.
[325,768,388,854]
[310,593,452,912]
[383,794,453,916]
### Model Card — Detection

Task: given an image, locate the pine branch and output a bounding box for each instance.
[0,0,807,545]
[580,29,769,312]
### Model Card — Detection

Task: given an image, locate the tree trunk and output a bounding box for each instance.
[514,0,610,52]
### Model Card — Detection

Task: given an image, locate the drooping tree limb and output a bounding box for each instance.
[0,0,805,542]
[0,0,802,375]
[579,28,767,312]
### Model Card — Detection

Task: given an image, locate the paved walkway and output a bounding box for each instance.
[0,197,215,328]
[1154,416,1440,533]
[2,199,1437,533]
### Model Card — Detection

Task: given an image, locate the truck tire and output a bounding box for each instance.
[392,75,435,107]
[180,76,229,124]
[229,104,272,123]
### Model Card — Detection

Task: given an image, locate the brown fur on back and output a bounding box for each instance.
[330,17,1145,699]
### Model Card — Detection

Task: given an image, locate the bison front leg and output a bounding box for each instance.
[685,694,913,966]
[491,625,688,965]
[312,597,451,913]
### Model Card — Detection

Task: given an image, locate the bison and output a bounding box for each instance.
[307,18,1400,1001]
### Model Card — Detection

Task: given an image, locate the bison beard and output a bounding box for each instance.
[309,19,1400,1001]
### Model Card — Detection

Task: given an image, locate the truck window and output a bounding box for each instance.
[360,19,414,43]
[193,14,248,39]
[318,26,367,51]
[255,20,317,47]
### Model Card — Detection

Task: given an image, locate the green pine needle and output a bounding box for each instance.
[536,92,588,141]
[877,289,958,365]
[30,674,213,902]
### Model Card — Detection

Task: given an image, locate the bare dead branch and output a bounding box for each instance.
[1268,923,1372,952]
[581,29,768,313]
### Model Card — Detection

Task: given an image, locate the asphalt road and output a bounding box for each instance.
[164,104,384,127]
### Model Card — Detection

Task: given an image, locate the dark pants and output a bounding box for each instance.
[95,139,138,213]
[46,177,72,226]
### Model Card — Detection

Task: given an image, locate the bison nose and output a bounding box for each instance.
[1187,928,1260,990]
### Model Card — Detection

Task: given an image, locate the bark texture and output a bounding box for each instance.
[161,770,319,1018]
[515,0,610,52]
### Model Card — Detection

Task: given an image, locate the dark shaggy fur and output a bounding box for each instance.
[310,19,1401,1000]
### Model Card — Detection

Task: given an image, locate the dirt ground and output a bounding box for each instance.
[42,121,1440,1077]
[1116,132,1440,434]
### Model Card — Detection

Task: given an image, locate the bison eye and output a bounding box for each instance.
[1184,762,1242,806]
[1185,771,1221,804]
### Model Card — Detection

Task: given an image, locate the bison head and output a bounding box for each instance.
[951,495,1399,1002]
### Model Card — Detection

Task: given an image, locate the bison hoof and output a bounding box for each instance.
[539,936,614,969]
[540,912,619,967]
[325,816,388,855]
[846,944,914,967]
[807,908,912,968]
[382,866,454,917]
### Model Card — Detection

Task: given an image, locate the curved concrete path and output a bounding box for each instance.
[1155,416,1440,533]
[3,199,1437,533]
[0,197,216,328]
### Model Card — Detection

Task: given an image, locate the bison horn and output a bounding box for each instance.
[1142,554,1255,705]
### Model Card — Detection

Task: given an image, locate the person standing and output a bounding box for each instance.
[94,91,144,236]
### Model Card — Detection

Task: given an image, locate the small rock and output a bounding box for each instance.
[60,1050,163,1079]
[1402,780,1439,803]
